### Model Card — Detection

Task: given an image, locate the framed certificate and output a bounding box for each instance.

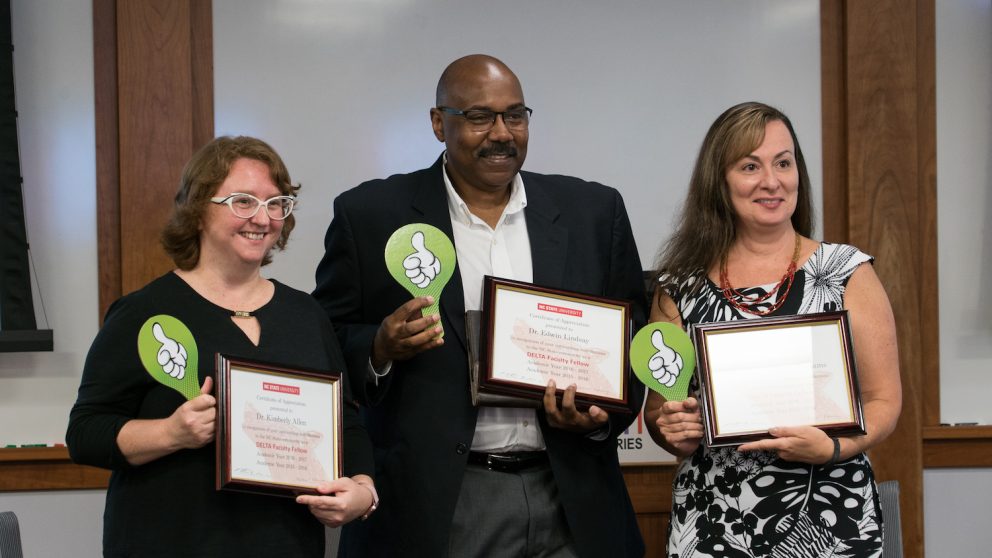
[692,311,866,447]
[215,355,341,497]
[479,276,632,413]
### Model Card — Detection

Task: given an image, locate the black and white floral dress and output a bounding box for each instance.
[664,242,884,558]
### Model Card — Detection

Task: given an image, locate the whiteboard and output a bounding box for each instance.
[934,0,992,424]
[213,0,824,290]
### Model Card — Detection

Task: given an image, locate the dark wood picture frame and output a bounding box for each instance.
[215,354,342,498]
[479,276,632,414]
[692,310,866,447]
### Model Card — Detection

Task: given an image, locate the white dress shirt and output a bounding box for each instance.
[441,155,546,452]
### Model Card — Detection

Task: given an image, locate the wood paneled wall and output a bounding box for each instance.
[820,1,936,556]
[0,448,109,491]
[95,0,213,317]
[624,464,676,557]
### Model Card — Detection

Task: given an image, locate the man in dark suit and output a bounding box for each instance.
[314,54,646,558]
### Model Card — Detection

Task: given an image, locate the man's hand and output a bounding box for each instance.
[543,380,609,433]
[153,322,187,379]
[403,231,441,289]
[654,396,703,457]
[166,377,216,450]
[371,297,444,368]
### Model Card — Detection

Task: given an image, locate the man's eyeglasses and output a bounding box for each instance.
[436,106,533,132]
[210,193,297,220]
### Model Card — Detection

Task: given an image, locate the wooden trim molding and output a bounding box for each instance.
[915,0,940,429]
[0,448,109,491]
[9,433,992,490]
[923,426,992,468]
[819,0,848,243]
[94,0,214,320]
[93,0,120,320]
[821,1,936,556]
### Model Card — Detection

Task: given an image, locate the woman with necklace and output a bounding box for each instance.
[644,102,901,557]
[67,136,376,557]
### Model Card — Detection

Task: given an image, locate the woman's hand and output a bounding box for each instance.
[117,377,216,466]
[649,395,703,457]
[737,425,835,464]
[643,291,702,458]
[296,475,377,527]
[165,376,216,450]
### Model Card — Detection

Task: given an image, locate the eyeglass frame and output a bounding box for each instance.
[209,192,297,220]
[435,106,533,131]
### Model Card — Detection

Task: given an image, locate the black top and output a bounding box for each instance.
[67,272,373,558]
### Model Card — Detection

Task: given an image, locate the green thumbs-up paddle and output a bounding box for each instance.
[137,314,201,400]
[384,223,456,337]
[630,322,695,401]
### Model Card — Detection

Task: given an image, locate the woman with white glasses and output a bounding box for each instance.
[68,136,376,557]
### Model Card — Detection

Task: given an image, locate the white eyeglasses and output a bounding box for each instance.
[210,193,297,220]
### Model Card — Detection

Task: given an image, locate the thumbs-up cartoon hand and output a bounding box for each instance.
[648,329,683,387]
[402,231,441,289]
[153,322,188,380]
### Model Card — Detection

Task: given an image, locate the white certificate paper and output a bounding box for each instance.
[227,366,338,490]
[698,316,860,444]
[490,287,626,401]
[706,326,817,433]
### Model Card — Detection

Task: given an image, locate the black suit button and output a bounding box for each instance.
[455,443,468,455]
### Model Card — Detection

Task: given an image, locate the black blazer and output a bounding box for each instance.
[314,156,647,558]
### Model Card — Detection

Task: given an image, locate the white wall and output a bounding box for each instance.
[925,468,992,556]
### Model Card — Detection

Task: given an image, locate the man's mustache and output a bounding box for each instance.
[477,143,518,158]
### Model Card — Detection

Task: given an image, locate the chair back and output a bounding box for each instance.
[878,480,903,558]
[0,511,24,558]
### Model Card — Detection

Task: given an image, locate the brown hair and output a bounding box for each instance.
[160,136,300,270]
[653,102,814,297]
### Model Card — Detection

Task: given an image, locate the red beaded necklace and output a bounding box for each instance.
[719,233,801,316]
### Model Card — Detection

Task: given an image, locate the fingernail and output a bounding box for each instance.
[426,296,434,303]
